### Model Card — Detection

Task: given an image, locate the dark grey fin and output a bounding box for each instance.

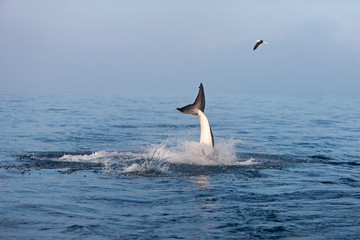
[194,83,205,112]
[176,83,205,115]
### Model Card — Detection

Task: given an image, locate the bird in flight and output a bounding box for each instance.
[253,40,268,51]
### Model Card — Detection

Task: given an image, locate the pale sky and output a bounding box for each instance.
[1,0,360,97]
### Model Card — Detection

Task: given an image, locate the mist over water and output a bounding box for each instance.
[1,94,360,239]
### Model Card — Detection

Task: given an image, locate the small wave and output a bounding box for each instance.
[47,108,68,112]
[309,155,333,160]
[347,162,360,166]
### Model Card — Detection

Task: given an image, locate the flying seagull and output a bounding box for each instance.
[253,40,268,51]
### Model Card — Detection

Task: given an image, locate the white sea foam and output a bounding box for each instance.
[59,151,117,163]
[143,138,242,166]
[54,138,254,174]
[122,161,169,174]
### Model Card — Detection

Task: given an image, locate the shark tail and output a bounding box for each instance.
[177,83,214,147]
[176,83,205,115]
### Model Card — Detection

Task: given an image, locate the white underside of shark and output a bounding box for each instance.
[198,110,213,146]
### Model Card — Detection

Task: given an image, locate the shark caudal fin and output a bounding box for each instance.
[177,83,214,147]
[176,83,205,115]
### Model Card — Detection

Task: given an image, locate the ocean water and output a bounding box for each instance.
[1,92,360,239]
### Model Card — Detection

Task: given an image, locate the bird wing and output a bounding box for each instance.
[253,42,261,50]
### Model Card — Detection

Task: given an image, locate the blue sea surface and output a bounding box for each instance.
[1,93,360,239]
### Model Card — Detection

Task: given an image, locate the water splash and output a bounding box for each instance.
[121,139,246,175]
[16,138,257,175]
[143,138,242,166]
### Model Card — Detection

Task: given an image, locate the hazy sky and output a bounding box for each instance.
[1,0,360,96]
